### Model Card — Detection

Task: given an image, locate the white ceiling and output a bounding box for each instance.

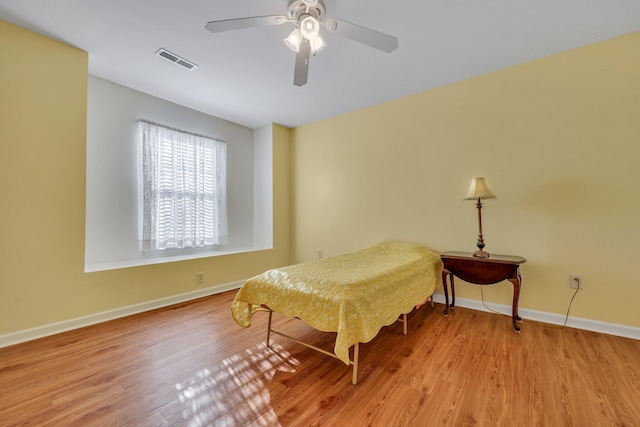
[1,0,639,129]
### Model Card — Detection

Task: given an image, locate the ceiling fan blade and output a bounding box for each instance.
[325,18,398,53]
[205,15,288,33]
[293,39,311,87]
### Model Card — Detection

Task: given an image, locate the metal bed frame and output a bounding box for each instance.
[264,305,421,385]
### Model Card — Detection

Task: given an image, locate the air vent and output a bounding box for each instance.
[155,48,198,71]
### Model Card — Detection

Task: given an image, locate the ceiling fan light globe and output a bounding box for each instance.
[284,29,303,52]
[310,36,326,53]
[300,16,320,40]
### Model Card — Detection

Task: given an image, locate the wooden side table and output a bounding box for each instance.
[441,251,527,332]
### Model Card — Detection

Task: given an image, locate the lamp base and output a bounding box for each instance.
[473,250,490,258]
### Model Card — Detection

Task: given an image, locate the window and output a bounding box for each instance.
[139,120,227,252]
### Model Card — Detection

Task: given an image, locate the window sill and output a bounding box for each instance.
[84,244,270,273]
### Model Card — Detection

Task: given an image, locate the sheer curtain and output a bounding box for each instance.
[139,121,227,251]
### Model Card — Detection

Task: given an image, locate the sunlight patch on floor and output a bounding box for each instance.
[176,342,299,426]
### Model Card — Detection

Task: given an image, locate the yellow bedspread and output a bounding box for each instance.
[231,241,443,365]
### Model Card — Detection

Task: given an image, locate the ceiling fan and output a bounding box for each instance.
[205,0,398,86]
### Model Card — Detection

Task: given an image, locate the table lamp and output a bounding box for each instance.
[464,177,496,258]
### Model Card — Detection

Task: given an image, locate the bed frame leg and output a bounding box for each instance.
[266,310,273,348]
[403,313,408,335]
[352,343,359,385]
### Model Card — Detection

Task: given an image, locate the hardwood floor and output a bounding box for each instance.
[1,290,639,426]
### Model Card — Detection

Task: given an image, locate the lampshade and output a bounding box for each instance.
[300,16,320,40]
[284,29,303,53]
[464,177,496,200]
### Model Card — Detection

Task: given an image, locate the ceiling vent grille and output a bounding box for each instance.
[155,48,198,71]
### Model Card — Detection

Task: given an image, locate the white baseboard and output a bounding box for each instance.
[431,293,640,340]
[0,280,244,349]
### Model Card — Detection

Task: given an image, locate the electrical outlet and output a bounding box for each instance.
[569,274,583,289]
[196,272,204,284]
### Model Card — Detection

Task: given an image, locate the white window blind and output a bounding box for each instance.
[139,120,227,251]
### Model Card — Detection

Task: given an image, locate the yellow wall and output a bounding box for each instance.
[292,31,640,327]
[0,21,291,335]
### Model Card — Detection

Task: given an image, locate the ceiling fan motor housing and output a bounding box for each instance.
[287,0,326,22]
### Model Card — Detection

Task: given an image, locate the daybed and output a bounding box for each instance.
[231,241,443,384]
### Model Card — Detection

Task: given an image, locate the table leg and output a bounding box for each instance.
[450,273,456,309]
[441,269,450,316]
[515,271,522,321]
[508,272,522,332]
